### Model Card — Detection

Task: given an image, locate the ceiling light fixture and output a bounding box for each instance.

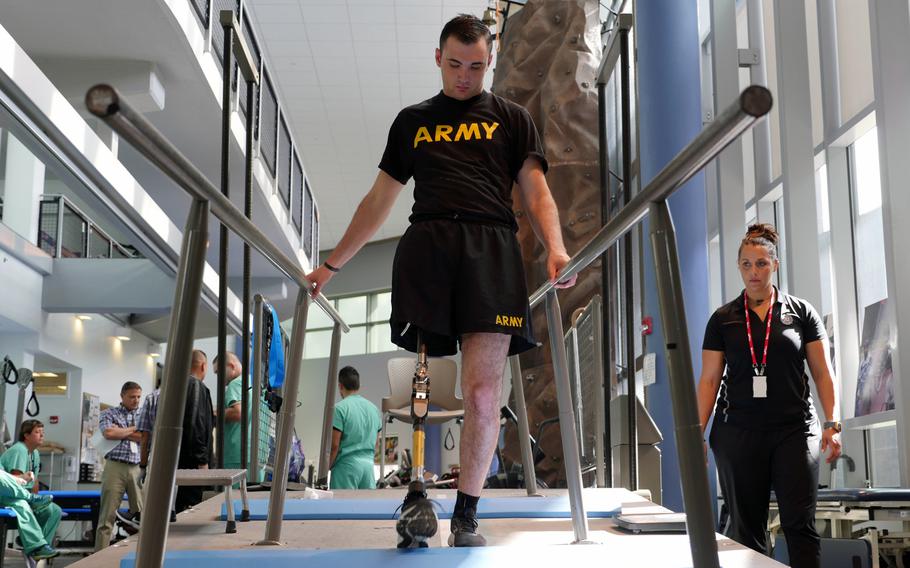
[114,325,132,341]
[147,343,161,358]
[76,314,93,321]
[31,372,59,378]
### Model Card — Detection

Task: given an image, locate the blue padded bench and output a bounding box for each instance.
[0,508,18,567]
[0,507,19,567]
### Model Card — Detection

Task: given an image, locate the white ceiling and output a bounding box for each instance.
[246,0,495,249]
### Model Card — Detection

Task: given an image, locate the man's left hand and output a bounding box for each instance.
[821,429,842,464]
[548,250,576,289]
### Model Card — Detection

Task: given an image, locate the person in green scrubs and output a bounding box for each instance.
[330,366,382,489]
[0,419,60,560]
[215,351,246,470]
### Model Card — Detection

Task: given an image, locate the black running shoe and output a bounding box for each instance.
[395,481,438,548]
[448,514,486,547]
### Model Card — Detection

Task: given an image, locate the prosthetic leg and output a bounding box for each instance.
[395,333,439,548]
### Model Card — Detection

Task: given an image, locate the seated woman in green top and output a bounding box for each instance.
[0,419,62,559]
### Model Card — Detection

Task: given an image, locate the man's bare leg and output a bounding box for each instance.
[449,332,511,546]
[459,332,510,493]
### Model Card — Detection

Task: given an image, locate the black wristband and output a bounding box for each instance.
[323,261,340,273]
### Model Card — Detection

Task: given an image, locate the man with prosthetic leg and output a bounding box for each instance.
[306,14,575,547]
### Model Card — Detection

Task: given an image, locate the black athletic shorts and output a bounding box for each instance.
[390,218,536,357]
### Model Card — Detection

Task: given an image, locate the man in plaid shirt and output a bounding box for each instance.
[94,381,143,551]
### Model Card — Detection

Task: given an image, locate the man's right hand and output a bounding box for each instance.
[305,265,336,297]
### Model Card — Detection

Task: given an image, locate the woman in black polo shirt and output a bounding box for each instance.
[697,224,842,568]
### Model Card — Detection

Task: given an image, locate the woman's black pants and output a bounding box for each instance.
[710,419,821,568]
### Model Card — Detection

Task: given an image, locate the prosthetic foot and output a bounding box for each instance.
[395,334,437,548]
[396,479,437,548]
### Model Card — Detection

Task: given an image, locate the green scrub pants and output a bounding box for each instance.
[330,459,375,489]
[0,470,60,553]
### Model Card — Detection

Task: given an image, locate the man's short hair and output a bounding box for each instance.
[440,14,493,52]
[19,419,43,441]
[338,366,360,391]
[191,349,207,369]
[212,351,238,368]
[121,381,142,395]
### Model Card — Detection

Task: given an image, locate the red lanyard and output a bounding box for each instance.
[744,288,775,375]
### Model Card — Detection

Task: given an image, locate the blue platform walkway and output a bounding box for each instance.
[220,491,624,521]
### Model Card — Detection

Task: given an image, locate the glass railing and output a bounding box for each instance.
[189,0,319,264]
[37,195,137,259]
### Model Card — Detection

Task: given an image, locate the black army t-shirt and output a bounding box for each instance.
[379,90,547,229]
[702,288,826,429]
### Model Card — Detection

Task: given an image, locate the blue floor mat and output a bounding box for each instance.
[121,545,616,568]
[221,493,622,520]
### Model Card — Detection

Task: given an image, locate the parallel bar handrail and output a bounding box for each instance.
[85,85,349,332]
[528,85,772,308]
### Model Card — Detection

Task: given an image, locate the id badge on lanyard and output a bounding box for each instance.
[745,289,775,399]
[128,411,139,454]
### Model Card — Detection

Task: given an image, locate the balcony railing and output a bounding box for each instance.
[190,0,318,264]
[37,195,137,259]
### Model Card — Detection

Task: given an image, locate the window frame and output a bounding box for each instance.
[304,289,397,359]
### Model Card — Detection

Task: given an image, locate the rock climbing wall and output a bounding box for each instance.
[492,0,603,488]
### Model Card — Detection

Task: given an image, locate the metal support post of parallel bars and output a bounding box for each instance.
[134,199,210,568]
[258,289,310,544]
[545,290,590,543]
[317,323,343,486]
[649,201,719,568]
[508,355,540,496]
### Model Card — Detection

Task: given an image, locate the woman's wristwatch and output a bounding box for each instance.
[823,420,842,433]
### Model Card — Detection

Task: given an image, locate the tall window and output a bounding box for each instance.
[303,290,397,359]
[849,127,893,418]
[850,128,888,310]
